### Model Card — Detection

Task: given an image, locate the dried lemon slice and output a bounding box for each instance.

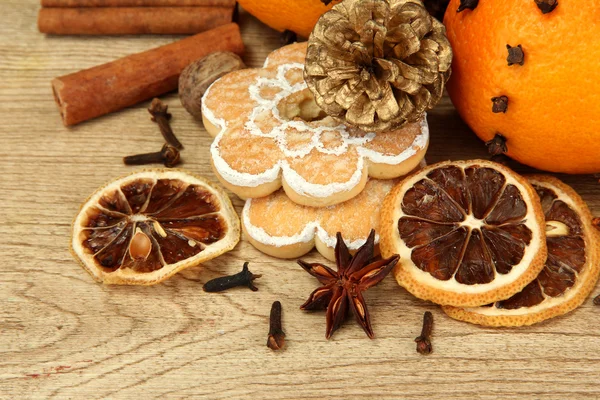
[380,160,547,307]
[443,175,600,326]
[71,169,240,285]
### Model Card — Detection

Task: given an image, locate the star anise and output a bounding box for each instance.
[298,230,399,339]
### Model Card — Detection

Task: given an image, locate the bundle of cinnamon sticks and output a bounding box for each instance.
[38,0,237,35]
[52,22,244,126]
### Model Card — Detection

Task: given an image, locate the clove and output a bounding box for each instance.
[486,133,508,156]
[535,0,558,14]
[594,294,600,306]
[415,311,433,355]
[507,44,525,66]
[203,262,262,292]
[267,301,286,351]
[123,143,180,168]
[491,96,509,113]
[148,98,183,150]
[457,0,478,12]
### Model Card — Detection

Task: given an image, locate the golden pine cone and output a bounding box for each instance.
[304,0,452,132]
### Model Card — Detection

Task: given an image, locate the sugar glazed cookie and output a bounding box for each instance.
[202,42,429,207]
[243,178,397,261]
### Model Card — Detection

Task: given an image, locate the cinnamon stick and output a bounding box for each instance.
[51,23,244,126]
[41,0,235,6]
[38,7,233,35]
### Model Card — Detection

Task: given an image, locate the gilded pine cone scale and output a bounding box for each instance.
[304,0,452,132]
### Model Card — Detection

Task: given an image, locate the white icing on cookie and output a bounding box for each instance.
[358,118,429,165]
[201,44,429,200]
[242,160,427,259]
[242,198,379,250]
[203,81,281,188]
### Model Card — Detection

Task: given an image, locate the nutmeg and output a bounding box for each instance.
[178,51,246,121]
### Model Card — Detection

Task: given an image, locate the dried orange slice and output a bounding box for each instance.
[443,175,600,326]
[71,170,240,285]
[380,160,547,307]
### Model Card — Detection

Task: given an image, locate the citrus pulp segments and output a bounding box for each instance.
[71,169,240,285]
[443,175,600,326]
[380,160,547,307]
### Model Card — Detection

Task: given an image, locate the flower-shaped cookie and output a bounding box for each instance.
[242,178,397,262]
[202,42,428,207]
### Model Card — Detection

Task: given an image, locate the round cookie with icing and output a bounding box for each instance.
[243,178,396,261]
[202,42,429,207]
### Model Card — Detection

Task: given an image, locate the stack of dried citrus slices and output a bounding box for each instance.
[71,170,240,285]
[380,160,600,326]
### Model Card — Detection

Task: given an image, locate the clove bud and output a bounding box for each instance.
[486,133,508,156]
[203,262,261,292]
[267,301,286,351]
[507,44,525,66]
[415,311,433,355]
[123,143,180,168]
[457,0,478,12]
[535,0,558,14]
[491,96,509,113]
[148,98,183,150]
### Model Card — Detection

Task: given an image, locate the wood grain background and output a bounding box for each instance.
[2,1,600,399]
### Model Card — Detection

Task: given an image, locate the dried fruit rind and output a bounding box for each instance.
[71,169,240,285]
[443,175,600,326]
[201,42,428,208]
[380,160,547,307]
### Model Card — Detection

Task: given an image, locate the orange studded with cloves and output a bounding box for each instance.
[444,0,600,174]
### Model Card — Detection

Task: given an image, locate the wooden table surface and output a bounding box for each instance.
[3,1,600,399]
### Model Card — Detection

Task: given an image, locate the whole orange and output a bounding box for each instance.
[444,0,600,173]
[239,0,333,38]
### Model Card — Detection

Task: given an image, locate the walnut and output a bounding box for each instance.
[179,52,245,121]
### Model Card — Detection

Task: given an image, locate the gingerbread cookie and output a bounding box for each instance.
[242,178,398,261]
[202,42,429,207]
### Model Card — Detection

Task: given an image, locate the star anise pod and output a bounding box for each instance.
[304,0,453,132]
[298,230,399,339]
